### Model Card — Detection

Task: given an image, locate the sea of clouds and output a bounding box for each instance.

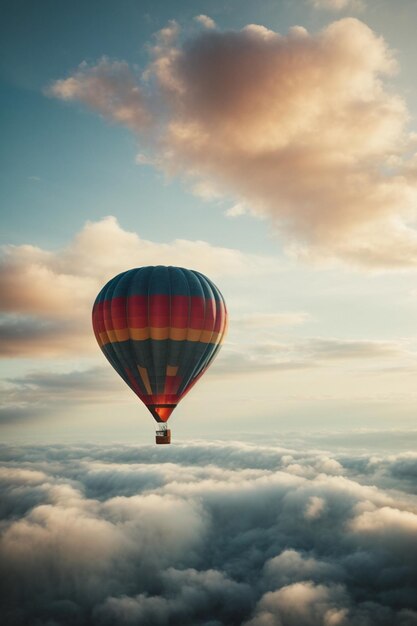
[1,439,417,625]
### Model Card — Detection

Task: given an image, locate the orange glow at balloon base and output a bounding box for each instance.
[148,404,176,422]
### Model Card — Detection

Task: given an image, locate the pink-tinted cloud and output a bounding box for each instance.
[48,59,151,131]
[49,18,417,268]
[194,14,216,29]
[0,217,275,357]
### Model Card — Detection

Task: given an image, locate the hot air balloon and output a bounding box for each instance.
[92,266,228,444]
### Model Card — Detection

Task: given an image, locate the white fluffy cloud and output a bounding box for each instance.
[1,441,417,625]
[245,582,349,626]
[49,18,417,268]
[308,0,364,12]
[49,59,151,131]
[194,14,216,29]
[0,216,274,356]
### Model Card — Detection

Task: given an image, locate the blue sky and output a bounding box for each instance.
[2,0,417,443]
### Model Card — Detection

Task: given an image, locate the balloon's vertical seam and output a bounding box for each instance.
[194,271,228,377]
[185,271,217,387]
[176,267,194,398]
[147,266,156,399]
[100,275,122,367]
[175,270,195,398]
[200,272,220,370]
[177,271,210,397]
[104,273,137,393]
[113,271,145,393]
[166,265,173,402]
[126,267,145,397]
[122,270,142,389]
[93,277,130,387]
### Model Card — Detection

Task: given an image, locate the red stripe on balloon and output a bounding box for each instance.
[93,295,212,333]
[213,298,226,333]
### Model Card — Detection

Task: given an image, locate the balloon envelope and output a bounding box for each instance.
[92,266,228,423]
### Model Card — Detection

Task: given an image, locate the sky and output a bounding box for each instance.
[2,0,417,443]
[2,2,417,625]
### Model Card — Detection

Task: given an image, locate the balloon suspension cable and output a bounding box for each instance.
[155,422,171,445]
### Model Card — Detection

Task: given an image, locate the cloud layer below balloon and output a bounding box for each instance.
[48,17,417,268]
[1,440,417,625]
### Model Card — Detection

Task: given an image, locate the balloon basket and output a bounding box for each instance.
[155,428,171,445]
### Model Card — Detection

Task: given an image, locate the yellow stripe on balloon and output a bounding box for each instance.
[99,328,222,346]
[130,328,150,340]
[170,327,188,341]
[150,327,170,340]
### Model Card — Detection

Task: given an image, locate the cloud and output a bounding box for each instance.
[96,568,251,625]
[233,312,310,329]
[212,346,314,376]
[0,216,275,357]
[47,59,151,131]
[194,15,216,30]
[49,18,417,268]
[308,0,364,12]
[225,202,247,217]
[350,505,417,545]
[0,366,123,422]
[212,336,412,378]
[304,495,327,519]
[245,582,349,626]
[305,337,406,360]
[0,315,91,357]
[1,441,417,625]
